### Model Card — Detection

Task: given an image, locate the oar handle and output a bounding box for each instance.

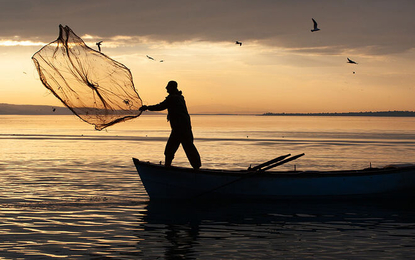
[261,153,305,171]
[250,154,291,171]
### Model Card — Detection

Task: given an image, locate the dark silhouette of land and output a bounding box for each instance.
[262,111,415,117]
[0,103,72,115]
[1,103,414,117]
[0,103,162,115]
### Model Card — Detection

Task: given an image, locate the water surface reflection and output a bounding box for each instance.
[138,200,415,259]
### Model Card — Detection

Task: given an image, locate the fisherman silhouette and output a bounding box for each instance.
[140,81,202,169]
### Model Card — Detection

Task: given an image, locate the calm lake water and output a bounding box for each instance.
[1,114,415,259]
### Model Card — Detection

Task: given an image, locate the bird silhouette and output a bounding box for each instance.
[235,41,242,46]
[146,55,155,60]
[347,58,358,64]
[311,18,320,32]
[96,41,103,52]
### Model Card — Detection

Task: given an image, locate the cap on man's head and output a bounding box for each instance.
[166,81,178,90]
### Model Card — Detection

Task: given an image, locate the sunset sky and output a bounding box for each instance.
[1,0,415,114]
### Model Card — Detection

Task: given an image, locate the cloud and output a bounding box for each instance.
[1,0,415,56]
[0,39,46,46]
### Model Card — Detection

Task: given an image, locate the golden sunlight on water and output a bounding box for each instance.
[2,114,415,170]
[1,114,415,258]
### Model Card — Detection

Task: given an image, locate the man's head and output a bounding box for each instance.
[166,80,178,93]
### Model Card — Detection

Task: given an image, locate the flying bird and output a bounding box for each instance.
[235,41,242,46]
[347,58,358,64]
[159,60,164,62]
[146,55,155,60]
[311,18,320,32]
[96,41,103,52]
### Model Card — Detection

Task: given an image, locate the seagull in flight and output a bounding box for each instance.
[146,55,155,61]
[311,18,320,32]
[235,41,242,46]
[96,41,103,52]
[347,58,358,64]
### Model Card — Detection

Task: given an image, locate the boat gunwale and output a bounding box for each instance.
[132,158,415,178]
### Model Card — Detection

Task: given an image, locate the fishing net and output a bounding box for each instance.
[32,25,142,130]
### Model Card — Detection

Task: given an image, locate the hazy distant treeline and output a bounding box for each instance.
[0,103,71,115]
[1,103,414,117]
[262,111,415,117]
[0,103,161,115]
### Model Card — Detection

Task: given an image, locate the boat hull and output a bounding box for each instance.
[132,158,415,201]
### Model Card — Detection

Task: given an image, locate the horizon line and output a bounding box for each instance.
[0,103,414,116]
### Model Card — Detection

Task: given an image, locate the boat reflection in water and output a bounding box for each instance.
[136,199,415,259]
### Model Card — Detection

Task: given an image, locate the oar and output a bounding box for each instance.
[249,154,291,171]
[192,153,304,200]
[260,153,305,172]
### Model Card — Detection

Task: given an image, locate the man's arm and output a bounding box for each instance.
[140,98,168,112]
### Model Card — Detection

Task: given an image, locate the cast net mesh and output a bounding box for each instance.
[32,25,142,130]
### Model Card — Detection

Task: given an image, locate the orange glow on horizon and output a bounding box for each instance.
[1,38,415,114]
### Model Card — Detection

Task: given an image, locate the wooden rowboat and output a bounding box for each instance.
[132,156,415,201]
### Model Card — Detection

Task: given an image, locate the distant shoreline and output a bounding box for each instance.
[261,111,415,117]
[1,103,414,117]
[0,103,163,115]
